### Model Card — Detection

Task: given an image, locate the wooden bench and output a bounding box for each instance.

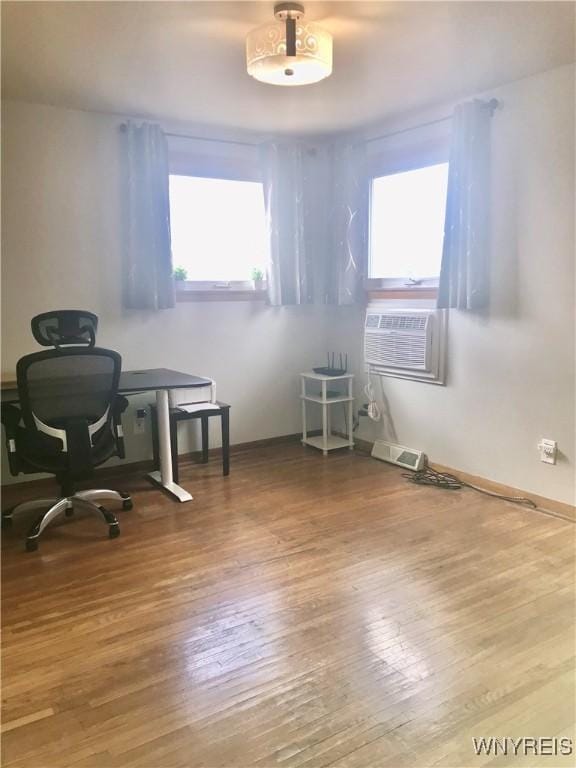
[150,401,230,483]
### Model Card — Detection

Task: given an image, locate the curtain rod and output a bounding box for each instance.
[121,97,499,149]
[363,98,499,146]
[119,123,260,148]
[165,131,260,147]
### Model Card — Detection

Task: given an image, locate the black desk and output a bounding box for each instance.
[1,368,212,503]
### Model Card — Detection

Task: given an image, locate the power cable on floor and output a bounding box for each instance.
[402,462,575,524]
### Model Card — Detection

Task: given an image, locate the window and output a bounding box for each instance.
[169,175,268,287]
[368,162,449,286]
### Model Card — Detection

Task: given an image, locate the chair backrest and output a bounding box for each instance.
[16,347,121,437]
[31,310,98,348]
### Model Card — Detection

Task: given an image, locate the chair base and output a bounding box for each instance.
[2,490,132,551]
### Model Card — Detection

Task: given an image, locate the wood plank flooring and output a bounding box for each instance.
[2,442,575,768]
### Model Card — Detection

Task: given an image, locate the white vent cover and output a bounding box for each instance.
[364,305,447,384]
[371,440,425,470]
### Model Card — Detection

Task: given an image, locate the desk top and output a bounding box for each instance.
[118,369,211,393]
[1,368,212,404]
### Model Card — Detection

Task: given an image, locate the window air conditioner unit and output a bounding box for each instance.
[364,305,447,384]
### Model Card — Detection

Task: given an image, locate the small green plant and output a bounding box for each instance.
[173,266,188,282]
[251,268,264,282]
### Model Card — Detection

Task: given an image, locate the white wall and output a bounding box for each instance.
[331,65,575,506]
[3,65,574,506]
[0,101,333,482]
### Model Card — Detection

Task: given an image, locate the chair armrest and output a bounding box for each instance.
[112,395,129,459]
[113,395,129,417]
[1,404,24,475]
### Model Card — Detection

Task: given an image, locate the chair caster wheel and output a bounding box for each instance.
[122,499,133,511]
[109,524,120,539]
[25,538,39,552]
[2,515,13,530]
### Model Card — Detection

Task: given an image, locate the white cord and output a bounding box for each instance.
[364,381,381,422]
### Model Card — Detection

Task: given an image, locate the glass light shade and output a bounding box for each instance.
[246,21,332,86]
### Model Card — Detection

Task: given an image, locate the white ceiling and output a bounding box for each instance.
[2,1,574,135]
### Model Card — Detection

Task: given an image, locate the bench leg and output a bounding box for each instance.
[201,415,209,464]
[221,409,230,476]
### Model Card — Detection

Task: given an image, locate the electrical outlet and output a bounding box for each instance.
[134,419,146,435]
[134,409,147,435]
[538,438,557,465]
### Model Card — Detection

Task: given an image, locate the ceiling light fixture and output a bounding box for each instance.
[246,3,333,86]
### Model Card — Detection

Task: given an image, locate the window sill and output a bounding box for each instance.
[365,279,438,301]
[176,288,268,303]
[367,287,438,301]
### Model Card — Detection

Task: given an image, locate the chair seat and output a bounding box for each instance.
[14,424,117,475]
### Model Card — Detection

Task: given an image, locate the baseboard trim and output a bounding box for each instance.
[429,462,575,521]
[179,432,308,464]
[1,432,306,492]
[351,437,373,455]
[354,436,574,520]
[4,432,573,521]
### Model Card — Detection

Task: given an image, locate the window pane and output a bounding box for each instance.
[369,163,449,280]
[169,175,268,281]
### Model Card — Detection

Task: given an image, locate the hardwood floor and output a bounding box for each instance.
[2,442,575,768]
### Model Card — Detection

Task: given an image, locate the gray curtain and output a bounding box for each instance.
[327,142,368,305]
[260,141,366,306]
[260,142,312,306]
[123,121,175,310]
[438,100,492,310]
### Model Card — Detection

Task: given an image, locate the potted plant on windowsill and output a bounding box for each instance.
[173,266,188,282]
[251,268,265,291]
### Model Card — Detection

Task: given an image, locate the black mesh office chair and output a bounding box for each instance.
[2,347,132,551]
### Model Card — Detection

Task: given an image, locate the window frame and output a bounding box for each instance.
[168,139,268,302]
[175,283,268,302]
[365,136,449,297]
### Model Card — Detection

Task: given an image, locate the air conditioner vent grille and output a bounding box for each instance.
[379,315,426,331]
[365,334,427,370]
[364,305,447,385]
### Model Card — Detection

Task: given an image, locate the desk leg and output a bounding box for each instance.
[321,381,328,455]
[147,390,193,502]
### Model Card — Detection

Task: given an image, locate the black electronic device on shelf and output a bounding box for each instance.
[313,352,348,377]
